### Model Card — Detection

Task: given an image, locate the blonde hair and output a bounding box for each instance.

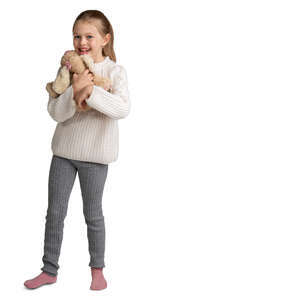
[72,10,116,62]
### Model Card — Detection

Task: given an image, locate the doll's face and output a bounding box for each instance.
[73,20,110,63]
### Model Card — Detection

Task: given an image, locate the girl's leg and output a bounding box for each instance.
[41,155,77,276]
[75,160,108,270]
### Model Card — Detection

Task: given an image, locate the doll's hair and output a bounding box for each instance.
[72,10,116,62]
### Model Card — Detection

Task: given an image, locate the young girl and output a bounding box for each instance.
[24,10,130,290]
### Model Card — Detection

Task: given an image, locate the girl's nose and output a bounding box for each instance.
[79,37,88,45]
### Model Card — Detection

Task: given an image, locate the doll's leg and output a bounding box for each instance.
[41,155,77,276]
[76,160,108,290]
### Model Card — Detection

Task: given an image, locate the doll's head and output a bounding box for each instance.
[72,10,116,63]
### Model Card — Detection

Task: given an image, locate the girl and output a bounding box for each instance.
[24,10,130,290]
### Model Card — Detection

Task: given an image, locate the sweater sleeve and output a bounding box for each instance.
[85,65,131,120]
[47,85,77,122]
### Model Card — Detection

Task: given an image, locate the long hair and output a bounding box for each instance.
[72,10,116,62]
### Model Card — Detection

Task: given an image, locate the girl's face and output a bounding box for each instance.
[73,20,110,63]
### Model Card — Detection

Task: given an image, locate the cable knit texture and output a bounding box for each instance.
[47,56,130,164]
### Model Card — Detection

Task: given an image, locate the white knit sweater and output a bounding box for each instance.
[47,56,130,164]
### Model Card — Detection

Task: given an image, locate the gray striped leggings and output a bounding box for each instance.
[41,155,108,276]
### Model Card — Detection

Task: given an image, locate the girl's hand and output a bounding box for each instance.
[104,82,112,92]
[65,60,72,71]
[74,84,94,111]
[72,69,94,96]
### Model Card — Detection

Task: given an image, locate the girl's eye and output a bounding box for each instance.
[73,35,93,39]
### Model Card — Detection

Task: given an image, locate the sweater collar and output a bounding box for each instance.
[94,56,110,66]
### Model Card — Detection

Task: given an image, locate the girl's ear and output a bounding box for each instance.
[104,33,111,46]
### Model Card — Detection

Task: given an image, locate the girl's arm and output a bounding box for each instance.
[85,65,131,120]
[47,85,77,122]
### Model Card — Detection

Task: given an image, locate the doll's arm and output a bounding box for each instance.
[85,65,130,120]
[47,85,77,122]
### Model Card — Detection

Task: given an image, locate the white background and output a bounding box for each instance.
[0,0,299,299]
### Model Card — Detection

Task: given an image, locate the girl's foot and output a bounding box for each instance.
[24,272,57,289]
[90,268,107,290]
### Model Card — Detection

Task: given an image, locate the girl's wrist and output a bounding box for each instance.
[85,84,94,96]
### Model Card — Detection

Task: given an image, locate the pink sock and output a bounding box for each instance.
[90,268,107,290]
[24,272,57,289]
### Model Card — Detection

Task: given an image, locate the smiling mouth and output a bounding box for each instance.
[78,49,90,54]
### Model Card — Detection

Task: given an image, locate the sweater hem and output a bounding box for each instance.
[51,150,117,165]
